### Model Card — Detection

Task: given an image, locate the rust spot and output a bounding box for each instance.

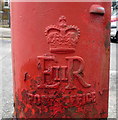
[100,109,107,116]
[64,106,78,117]
[35,103,41,106]
[104,38,110,49]
[54,91,58,95]
[91,107,98,116]
[37,63,41,70]
[68,91,71,94]
[77,90,83,94]
[24,72,30,81]
[99,88,108,95]
[56,92,63,98]
[99,91,103,95]
[32,91,36,94]
[106,22,111,30]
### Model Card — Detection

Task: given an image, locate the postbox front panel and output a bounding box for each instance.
[11,2,111,118]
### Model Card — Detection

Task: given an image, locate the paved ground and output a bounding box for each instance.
[0,28,11,38]
[0,28,117,119]
[109,42,117,119]
[0,37,13,119]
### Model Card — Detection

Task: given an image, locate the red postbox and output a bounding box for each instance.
[11,1,111,118]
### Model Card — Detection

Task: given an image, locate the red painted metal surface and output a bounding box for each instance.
[11,2,111,118]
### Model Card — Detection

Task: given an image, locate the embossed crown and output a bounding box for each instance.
[45,16,80,53]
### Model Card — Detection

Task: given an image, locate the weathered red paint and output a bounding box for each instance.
[11,2,111,119]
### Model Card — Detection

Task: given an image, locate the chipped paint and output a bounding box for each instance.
[11,2,110,118]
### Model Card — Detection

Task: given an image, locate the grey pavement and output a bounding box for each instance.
[0,28,117,119]
[109,42,117,118]
[0,28,11,38]
[0,37,13,119]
